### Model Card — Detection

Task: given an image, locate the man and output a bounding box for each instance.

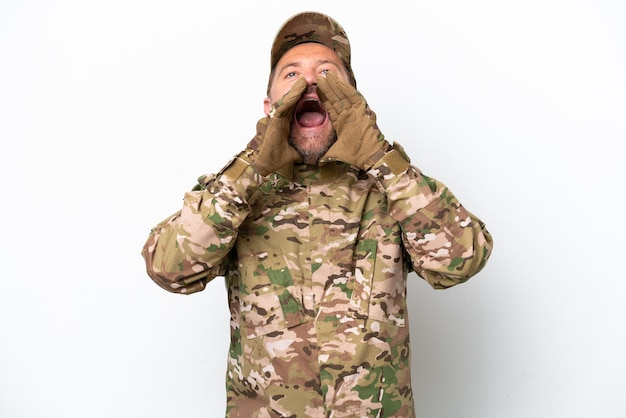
[142,11,493,417]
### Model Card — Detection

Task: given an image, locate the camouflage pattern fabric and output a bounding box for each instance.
[270,12,352,79]
[269,11,356,91]
[142,145,493,417]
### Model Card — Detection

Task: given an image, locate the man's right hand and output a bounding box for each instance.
[246,78,307,176]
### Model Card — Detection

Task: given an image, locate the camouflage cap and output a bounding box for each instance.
[269,11,356,88]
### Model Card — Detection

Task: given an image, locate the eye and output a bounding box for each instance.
[286,71,297,78]
[320,69,330,75]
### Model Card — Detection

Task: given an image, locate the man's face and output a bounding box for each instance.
[265,43,350,164]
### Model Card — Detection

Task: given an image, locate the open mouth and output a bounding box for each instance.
[295,99,327,127]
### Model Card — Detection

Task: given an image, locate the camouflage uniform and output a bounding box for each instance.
[142,144,493,417]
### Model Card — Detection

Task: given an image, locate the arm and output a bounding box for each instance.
[369,145,493,288]
[142,78,308,294]
[317,72,493,288]
[141,156,263,294]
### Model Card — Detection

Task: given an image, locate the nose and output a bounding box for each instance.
[303,68,318,87]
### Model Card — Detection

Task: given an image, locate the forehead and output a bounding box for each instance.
[275,42,345,69]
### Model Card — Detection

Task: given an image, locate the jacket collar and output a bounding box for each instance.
[276,161,348,184]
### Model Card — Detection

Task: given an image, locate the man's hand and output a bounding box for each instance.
[247,78,307,176]
[317,72,388,170]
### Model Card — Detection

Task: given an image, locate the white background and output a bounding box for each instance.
[1,1,625,417]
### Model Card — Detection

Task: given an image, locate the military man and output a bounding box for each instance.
[142,11,493,417]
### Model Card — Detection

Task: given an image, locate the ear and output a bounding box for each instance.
[263,97,271,116]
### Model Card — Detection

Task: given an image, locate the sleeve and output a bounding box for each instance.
[369,142,494,289]
[141,153,264,294]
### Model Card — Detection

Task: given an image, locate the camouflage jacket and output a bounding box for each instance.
[142,144,493,417]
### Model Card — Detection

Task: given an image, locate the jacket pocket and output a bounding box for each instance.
[238,249,307,339]
[348,238,407,327]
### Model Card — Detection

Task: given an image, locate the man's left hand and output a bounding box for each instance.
[317,72,388,170]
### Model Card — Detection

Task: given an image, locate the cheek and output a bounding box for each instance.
[269,77,300,104]
[269,86,287,102]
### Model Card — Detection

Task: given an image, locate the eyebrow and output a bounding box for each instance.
[277,58,340,73]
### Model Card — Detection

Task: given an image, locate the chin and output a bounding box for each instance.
[289,126,337,163]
